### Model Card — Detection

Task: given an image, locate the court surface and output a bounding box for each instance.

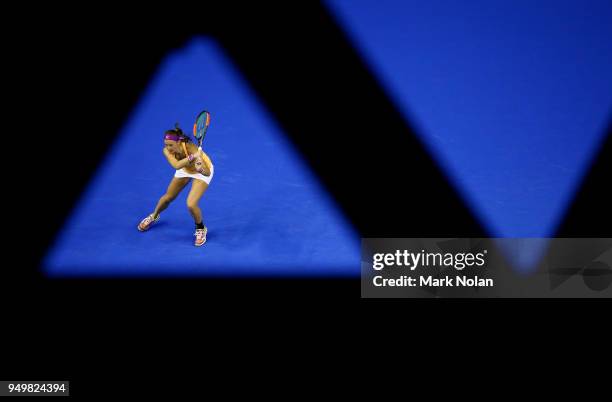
[44,38,360,277]
[327,0,612,237]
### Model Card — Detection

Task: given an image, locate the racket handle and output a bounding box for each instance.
[200,150,212,172]
[197,146,207,169]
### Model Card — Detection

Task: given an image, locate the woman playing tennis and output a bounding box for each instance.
[137,123,214,246]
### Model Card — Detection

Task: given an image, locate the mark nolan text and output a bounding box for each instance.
[373,275,494,287]
[422,275,493,287]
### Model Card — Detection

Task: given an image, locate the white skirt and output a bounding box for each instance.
[174,164,214,184]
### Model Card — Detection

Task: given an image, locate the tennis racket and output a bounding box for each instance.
[193,110,211,151]
[192,110,212,173]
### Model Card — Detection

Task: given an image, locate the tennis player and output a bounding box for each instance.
[137,124,214,246]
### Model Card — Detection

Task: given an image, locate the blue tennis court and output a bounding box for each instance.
[328,0,612,238]
[44,38,360,277]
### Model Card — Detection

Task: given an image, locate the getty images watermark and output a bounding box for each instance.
[361,238,612,298]
[372,248,490,287]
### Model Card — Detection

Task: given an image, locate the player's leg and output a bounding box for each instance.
[186,179,209,246]
[153,177,191,218]
[138,177,190,231]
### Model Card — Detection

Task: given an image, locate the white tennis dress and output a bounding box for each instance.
[174,162,214,185]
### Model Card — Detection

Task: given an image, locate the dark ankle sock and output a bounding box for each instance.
[196,222,205,230]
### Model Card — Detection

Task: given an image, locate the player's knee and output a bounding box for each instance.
[163,194,176,203]
[186,200,199,211]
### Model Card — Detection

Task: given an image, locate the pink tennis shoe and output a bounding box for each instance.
[138,214,160,232]
[194,227,208,247]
